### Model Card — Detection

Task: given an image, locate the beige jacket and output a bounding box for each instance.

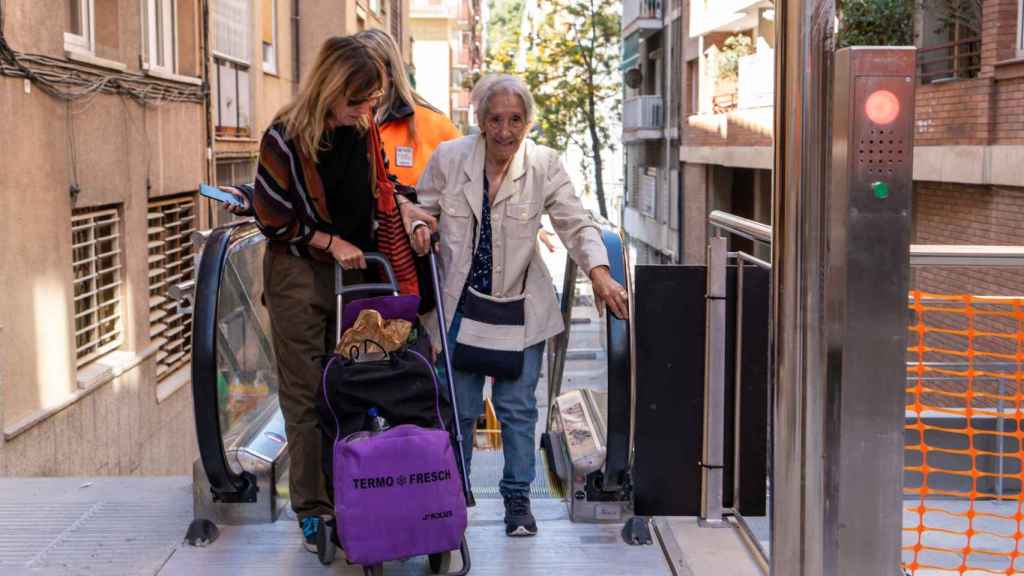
[417,134,609,346]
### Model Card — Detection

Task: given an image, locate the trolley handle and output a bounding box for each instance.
[334,252,399,297]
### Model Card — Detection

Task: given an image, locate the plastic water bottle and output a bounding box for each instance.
[368,407,390,432]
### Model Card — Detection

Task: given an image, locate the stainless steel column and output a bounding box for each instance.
[771,0,834,573]
[824,46,916,574]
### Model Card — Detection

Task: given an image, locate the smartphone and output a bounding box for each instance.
[199,183,244,208]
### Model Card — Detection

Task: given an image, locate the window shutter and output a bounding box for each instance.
[214,0,251,62]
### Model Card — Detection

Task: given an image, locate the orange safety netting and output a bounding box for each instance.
[905,291,1024,575]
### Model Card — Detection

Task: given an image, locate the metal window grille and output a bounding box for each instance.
[72,207,124,368]
[148,195,197,378]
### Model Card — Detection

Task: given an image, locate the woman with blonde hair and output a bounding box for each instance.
[249,35,435,553]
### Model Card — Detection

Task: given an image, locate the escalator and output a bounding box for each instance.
[542,227,637,528]
[185,220,648,551]
[189,222,289,532]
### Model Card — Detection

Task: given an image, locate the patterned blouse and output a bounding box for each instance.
[459,174,493,310]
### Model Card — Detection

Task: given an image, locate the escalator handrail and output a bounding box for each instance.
[192,221,260,502]
[543,224,633,492]
[600,227,632,492]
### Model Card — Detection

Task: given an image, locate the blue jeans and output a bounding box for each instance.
[446,312,545,500]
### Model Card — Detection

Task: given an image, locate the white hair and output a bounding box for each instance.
[472,74,536,129]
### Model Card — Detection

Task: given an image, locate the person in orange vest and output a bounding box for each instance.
[217,30,460,216]
[355,29,462,187]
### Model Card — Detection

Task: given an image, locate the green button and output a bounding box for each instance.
[871,181,890,199]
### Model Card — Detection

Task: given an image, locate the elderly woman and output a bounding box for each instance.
[411,74,628,537]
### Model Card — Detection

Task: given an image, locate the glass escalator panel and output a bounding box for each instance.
[215,227,279,455]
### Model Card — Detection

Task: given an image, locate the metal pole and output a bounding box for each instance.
[701,235,727,526]
[771,0,834,573]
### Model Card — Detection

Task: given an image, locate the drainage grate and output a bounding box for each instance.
[0,499,189,575]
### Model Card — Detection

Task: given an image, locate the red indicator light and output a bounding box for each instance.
[865,90,900,125]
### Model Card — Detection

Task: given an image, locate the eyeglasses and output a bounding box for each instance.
[347,89,385,107]
[485,115,526,132]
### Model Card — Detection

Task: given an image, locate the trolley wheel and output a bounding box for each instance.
[363,564,384,576]
[316,520,336,565]
[428,551,452,574]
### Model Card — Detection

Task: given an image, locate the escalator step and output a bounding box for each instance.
[468,448,562,500]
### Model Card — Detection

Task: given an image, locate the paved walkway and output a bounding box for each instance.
[0,477,670,576]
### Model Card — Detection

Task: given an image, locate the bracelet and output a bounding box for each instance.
[325,235,334,252]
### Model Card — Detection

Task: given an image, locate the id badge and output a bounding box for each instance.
[395,146,414,167]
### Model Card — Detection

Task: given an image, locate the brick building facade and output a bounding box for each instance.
[621,0,1024,284]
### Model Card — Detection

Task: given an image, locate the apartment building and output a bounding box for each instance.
[0,0,413,477]
[621,0,687,265]
[409,0,483,132]
[621,0,1024,275]
[0,0,207,476]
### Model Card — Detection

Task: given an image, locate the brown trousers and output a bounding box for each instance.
[263,248,338,520]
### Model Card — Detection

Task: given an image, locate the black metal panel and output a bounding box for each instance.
[632,264,769,517]
[633,265,707,516]
[736,266,770,516]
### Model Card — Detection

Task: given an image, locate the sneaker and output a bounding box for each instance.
[503,495,538,537]
[300,516,321,552]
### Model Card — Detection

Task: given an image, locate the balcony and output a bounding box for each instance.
[410,0,454,19]
[622,0,662,38]
[917,37,981,85]
[690,0,767,37]
[623,95,664,142]
[736,49,774,109]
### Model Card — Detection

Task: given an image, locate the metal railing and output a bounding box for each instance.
[622,0,662,28]
[917,37,981,84]
[706,210,1024,570]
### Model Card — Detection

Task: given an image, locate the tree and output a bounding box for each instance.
[493,0,620,219]
[486,0,525,73]
[836,0,916,47]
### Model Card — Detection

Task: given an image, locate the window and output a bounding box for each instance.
[145,0,178,73]
[262,0,278,74]
[65,0,95,52]
[214,0,252,135]
[370,0,382,14]
[215,157,257,225]
[72,207,123,368]
[148,196,197,378]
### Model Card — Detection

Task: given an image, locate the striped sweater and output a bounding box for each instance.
[250,123,412,261]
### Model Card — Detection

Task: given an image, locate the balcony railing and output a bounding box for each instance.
[623,0,662,30]
[917,37,981,85]
[623,95,664,132]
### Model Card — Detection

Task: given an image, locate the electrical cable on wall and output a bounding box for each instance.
[0,2,205,201]
[0,4,205,105]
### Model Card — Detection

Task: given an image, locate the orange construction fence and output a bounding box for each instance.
[905,291,1024,575]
